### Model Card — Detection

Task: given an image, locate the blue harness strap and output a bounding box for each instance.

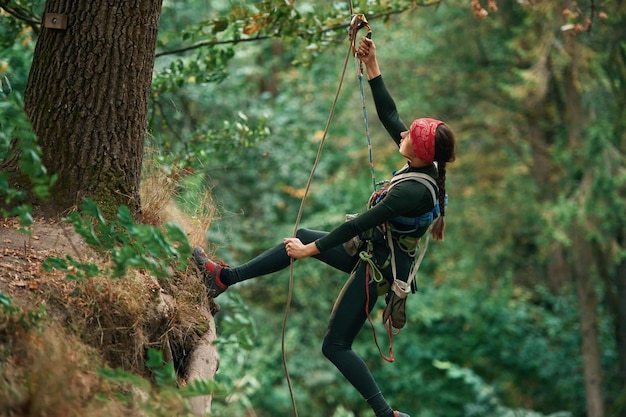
[369,168,442,234]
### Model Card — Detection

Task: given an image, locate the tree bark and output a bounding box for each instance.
[24,0,162,220]
[615,231,626,417]
[572,227,605,417]
[559,3,606,412]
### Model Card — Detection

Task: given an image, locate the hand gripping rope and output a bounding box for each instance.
[281,10,376,417]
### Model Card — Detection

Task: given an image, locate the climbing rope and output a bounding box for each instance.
[281,7,374,417]
[358,62,377,192]
[282,28,354,417]
[349,14,377,191]
[364,262,396,363]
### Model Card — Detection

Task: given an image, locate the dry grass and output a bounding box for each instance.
[0,262,215,414]
[0,311,207,417]
[0,153,220,416]
[51,271,162,371]
[0,319,130,417]
[140,150,216,248]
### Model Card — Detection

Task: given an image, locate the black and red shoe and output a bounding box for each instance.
[192,247,229,298]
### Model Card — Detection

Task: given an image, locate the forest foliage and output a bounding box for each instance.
[1,0,625,416]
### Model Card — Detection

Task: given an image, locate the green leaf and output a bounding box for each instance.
[42,256,69,272]
[98,367,148,389]
[145,349,177,388]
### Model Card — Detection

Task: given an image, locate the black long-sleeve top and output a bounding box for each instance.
[315,75,438,253]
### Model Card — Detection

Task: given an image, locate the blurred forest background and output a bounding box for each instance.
[1,0,625,416]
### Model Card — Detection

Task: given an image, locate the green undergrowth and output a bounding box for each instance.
[0,190,232,416]
[41,198,192,280]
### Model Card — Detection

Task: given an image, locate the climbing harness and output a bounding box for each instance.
[373,166,444,301]
[360,166,441,361]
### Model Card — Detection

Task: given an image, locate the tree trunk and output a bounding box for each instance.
[559,3,606,413]
[572,227,605,417]
[523,2,608,414]
[24,0,163,220]
[615,230,626,417]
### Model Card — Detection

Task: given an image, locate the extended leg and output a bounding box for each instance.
[322,263,395,417]
[227,228,358,284]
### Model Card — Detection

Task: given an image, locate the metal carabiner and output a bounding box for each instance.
[349,14,372,54]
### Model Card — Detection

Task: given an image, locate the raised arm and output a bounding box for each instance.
[357,37,408,146]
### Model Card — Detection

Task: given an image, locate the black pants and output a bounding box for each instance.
[228,228,403,402]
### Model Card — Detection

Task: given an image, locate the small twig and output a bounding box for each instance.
[587,0,595,32]
[60,222,85,262]
[0,0,41,35]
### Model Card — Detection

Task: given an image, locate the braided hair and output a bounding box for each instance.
[430,124,456,241]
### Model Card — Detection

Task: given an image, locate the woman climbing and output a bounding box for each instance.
[193,36,457,417]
